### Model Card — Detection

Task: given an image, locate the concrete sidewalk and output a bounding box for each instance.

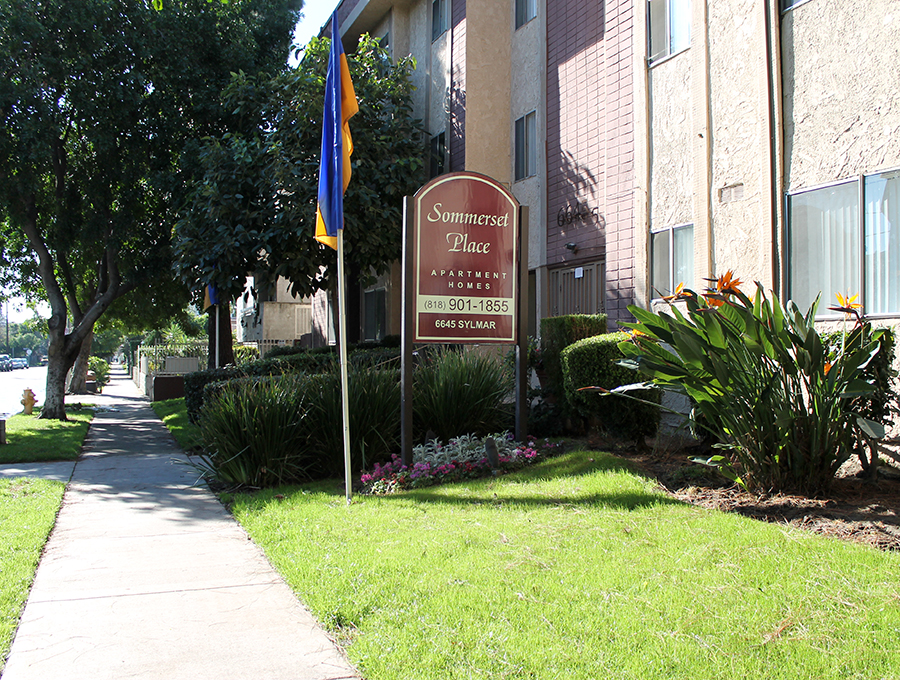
[2,368,360,680]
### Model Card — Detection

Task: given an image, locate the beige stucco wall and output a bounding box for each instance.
[648,54,693,229]
[511,2,545,274]
[465,0,512,184]
[648,0,782,292]
[783,0,900,192]
[707,0,773,287]
[406,1,429,124]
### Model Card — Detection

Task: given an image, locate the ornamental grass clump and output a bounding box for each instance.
[412,347,513,441]
[196,374,313,487]
[618,273,887,495]
[306,367,401,476]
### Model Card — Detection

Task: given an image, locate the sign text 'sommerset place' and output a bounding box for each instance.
[412,173,519,343]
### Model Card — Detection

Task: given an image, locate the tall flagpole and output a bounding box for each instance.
[337,229,352,503]
[314,10,358,505]
[215,305,220,368]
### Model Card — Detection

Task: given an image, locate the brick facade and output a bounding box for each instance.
[546,0,634,325]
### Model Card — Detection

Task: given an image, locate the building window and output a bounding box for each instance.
[515,0,537,29]
[429,132,446,179]
[780,0,812,11]
[364,289,387,341]
[648,0,690,64]
[514,111,536,181]
[432,0,448,41]
[650,224,693,298]
[788,169,900,315]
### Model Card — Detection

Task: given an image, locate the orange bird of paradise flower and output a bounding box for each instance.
[662,282,694,302]
[702,270,743,307]
[714,270,743,295]
[829,292,862,315]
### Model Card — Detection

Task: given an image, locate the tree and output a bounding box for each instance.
[0,0,302,418]
[174,35,426,313]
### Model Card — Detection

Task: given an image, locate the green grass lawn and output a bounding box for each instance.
[0,478,66,672]
[0,409,93,464]
[151,398,201,452]
[228,450,900,680]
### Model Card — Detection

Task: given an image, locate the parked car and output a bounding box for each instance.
[11,358,28,369]
[0,354,11,371]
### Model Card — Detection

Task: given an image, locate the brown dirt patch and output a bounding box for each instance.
[590,435,900,552]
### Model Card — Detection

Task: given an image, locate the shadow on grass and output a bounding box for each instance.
[252,450,686,513]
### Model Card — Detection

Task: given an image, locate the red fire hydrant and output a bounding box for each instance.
[21,388,38,415]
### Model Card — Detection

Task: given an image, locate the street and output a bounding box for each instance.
[0,366,47,418]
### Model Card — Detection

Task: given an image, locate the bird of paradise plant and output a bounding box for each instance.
[616,278,885,495]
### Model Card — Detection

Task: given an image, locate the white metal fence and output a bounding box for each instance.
[133,343,208,397]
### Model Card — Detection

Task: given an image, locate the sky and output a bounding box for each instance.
[291,0,341,64]
[3,2,340,325]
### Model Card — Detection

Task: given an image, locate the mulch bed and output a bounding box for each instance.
[590,435,900,552]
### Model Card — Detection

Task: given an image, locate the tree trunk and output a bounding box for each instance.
[41,315,80,420]
[66,330,94,394]
[207,303,234,369]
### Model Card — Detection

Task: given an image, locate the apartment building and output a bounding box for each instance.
[639,0,900,320]
[327,0,637,343]
[311,0,899,346]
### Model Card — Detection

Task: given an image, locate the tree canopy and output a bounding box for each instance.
[174,34,427,304]
[0,0,302,418]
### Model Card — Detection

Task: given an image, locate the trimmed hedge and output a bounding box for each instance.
[539,314,608,401]
[561,332,660,442]
[184,346,400,423]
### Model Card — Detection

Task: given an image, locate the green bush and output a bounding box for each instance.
[232,345,259,365]
[823,325,897,477]
[620,280,887,494]
[539,314,608,400]
[306,368,402,476]
[191,348,512,486]
[561,332,659,442]
[184,366,245,423]
[88,356,110,388]
[413,348,513,442]
[263,344,321,359]
[197,374,314,487]
[183,346,400,423]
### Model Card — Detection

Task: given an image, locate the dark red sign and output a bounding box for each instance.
[412,172,519,343]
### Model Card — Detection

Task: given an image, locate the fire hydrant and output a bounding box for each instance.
[21,388,38,415]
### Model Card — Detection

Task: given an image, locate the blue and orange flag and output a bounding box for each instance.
[202,284,219,311]
[314,12,359,250]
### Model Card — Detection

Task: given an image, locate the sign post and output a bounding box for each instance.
[401,172,524,464]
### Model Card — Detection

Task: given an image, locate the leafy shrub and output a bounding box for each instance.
[88,356,110,388]
[413,348,513,442]
[305,368,402,476]
[620,277,886,494]
[561,333,659,442]
[539,314,607,401]
[260,343,317,359]
[232,345,259,365]
[196,374,314,487]
[823,325,898,477]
